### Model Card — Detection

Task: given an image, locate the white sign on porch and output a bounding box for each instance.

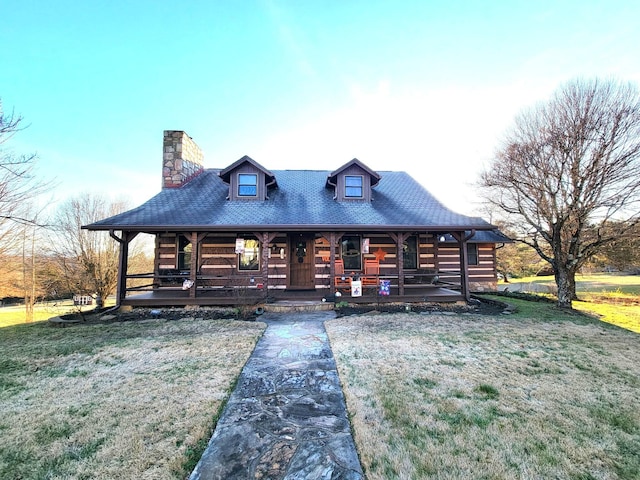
[351,280,362,297]
[235,238,245,254]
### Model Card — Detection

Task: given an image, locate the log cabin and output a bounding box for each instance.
[84,130,509,307]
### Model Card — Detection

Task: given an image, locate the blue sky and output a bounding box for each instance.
[1,0,639,215]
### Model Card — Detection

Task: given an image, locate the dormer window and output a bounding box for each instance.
[238,173,258,197]
[345,175,364,198]
[327,158,380,202]
[220,156,277,201]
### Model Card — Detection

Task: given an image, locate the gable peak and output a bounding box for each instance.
[219,155,276,186]
[327,158,381,187]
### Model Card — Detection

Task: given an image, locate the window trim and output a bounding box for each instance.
[344,175,364,198]
[238,238,260,271]
[177,235,192,272]
[403,235,419,270]
[341,235,362,270]
[237,173,258,197]
[466,243,479,266]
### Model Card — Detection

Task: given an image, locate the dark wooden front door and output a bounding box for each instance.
[288,234,315,289]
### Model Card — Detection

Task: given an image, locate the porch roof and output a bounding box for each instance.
[441,230,513,243]
[85,169,494,232]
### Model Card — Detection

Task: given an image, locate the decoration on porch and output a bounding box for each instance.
[182,279,194,290]
[379,279,391,296]
[373,248,387,262]
[295,241,307,263]
[351,279,362,297]
[362,238,370,253]
[235,238,245,253]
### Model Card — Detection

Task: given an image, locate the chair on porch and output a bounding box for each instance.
[362,259,380,288]
[334,259,351,291]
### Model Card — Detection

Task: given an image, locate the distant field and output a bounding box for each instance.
[501,273,640,333]
[501,272,640,296]
[0,299,115,328]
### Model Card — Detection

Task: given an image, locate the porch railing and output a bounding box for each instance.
[124,271,269,298]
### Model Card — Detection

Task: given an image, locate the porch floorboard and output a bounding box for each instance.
[120,287,463,307]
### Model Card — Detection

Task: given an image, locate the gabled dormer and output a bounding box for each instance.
[219,156,277,201]
[326,158,381,202]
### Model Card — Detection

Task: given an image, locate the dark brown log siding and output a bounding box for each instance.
[153,233,498,291]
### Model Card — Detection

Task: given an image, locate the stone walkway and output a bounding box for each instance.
[189,311,364,480]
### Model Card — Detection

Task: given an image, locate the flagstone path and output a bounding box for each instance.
[189,311,364,480]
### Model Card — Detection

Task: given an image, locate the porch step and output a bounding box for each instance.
[263,300,335,313]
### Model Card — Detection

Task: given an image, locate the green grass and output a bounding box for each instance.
[503,272,640,296]
[327,306,640,480]
[0,315,265,479]
[0,299,116,327]
[500,272,640,333]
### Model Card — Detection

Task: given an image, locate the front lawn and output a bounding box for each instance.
[0,316,265,479]
[326,303,640,479]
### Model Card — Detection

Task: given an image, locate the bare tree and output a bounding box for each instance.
[50,194,129,303]
[0,100,50,307]
[588,220,640,272]
[21,223,37,322]
[496,239,548,282]
[480,79,640,308]
[0,101,47,231]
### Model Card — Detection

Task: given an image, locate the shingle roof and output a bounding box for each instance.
[85,169,494,232]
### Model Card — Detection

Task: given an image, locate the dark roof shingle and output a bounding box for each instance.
[85,169,494,232]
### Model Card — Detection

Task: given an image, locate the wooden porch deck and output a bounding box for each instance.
[120,286,463,307]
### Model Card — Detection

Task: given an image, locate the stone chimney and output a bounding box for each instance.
[162,130,205,188]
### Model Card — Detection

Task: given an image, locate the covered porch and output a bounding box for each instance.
[111,229,477,308]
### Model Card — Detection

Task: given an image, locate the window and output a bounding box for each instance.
[238,173,258,197]
[345,175,363,198]
[239,239,260,270]
[341,235,361,270]
[403,235,418,270]
[466,243,479,266]
[178,235,192,271]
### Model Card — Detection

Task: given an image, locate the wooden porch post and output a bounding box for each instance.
[452,230,474,301]
[257,232,278,297]
[397,232,405,296]
[261,233,269,295]
[389,232,405,296]
[189,232,198,299]
[329,233,336,294]
[153,235,161,290]
[434,232,441,274]
[321,232,342,294]
[110,230,137,306]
